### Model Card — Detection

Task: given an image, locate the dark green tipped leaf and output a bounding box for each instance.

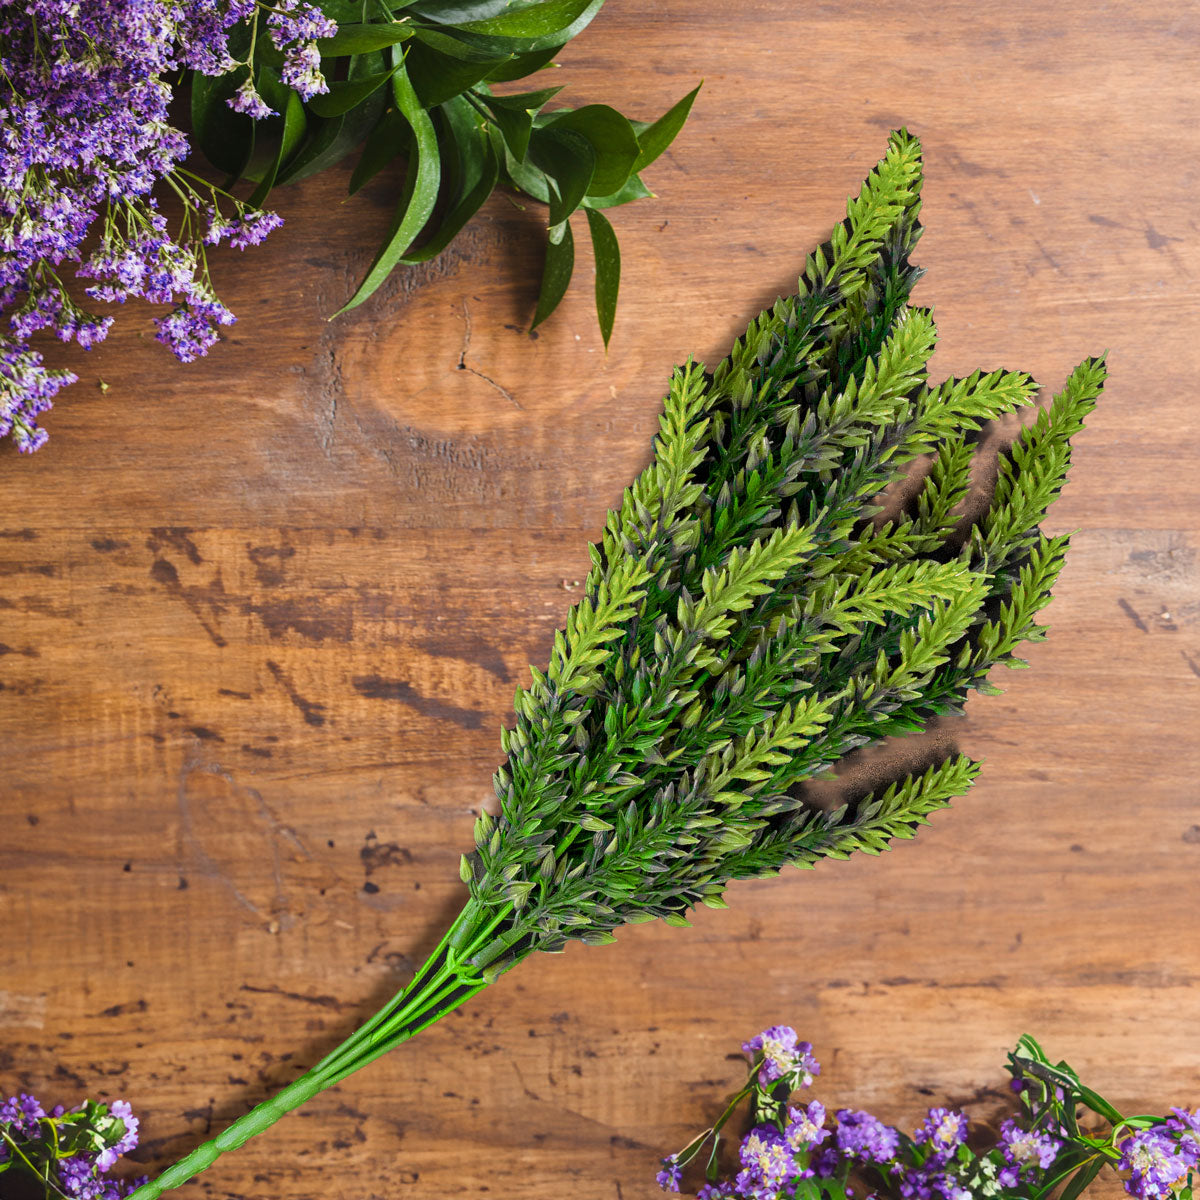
[531,128,595,225]
[583,172,652,209]
[406,40,506,106]
[348,109,412,195]
[249,81,307,206]
[307,65,400,118]
[484,42,563,81]
[631,82,701,172]
[334,63,441,315]
[584,206,619,346]
[531,218,574,328]
[317,22,412,56]
[538,103,639,195]
[455,0,597,38]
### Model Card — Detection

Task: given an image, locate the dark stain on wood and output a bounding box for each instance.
[351,674,487,729]
[249,596,353,643]
[0,643,39,657]
[99,999,149,1018]
[239,984,343,1011]
[148,527,203,566]
[91,538,130,552]
[360,833,413,876]
[247,544,297,588]
[266,659,327,727]
[188,726,224,742]
[149,557,229,648]
[419,635,512,682]
[1117,597,1149,633]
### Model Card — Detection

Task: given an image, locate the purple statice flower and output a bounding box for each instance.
[835,1109,900,1165]
[1118,1129,1190,1200]
[696,1186,735,1200]
[913,1107,968,1162]
[95,1098,139,1171]
[996,1117,1062,1188]
[155,299,236,363]
[742,1026,820,1090]
[226,208,286,251]
[785,1099,830,1153]
[0,0,295,451]
[267,0,336,100]
[656,1155,682,1193]
[228,75,275,119]
[1166,1107,1200,1166]
[0,1092,46,1137]
[736,1125,797,1198]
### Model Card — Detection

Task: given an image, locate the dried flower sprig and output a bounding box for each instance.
[0,1092,145,1199]
[0,0,310,450]
[655,1030,1197,1200]
[125,130,1103,1198]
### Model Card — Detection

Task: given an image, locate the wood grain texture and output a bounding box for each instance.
[2,2,1198,1198]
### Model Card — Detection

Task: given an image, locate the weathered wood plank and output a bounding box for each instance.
[1,2,1198,1199]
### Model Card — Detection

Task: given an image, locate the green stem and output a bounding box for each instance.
[125,902,499,1200]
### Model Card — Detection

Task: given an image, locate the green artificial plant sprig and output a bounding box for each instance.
[126,130,1103,1199]
[195,0,700,343]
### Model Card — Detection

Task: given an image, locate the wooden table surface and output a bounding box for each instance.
[3,2,1199,1197]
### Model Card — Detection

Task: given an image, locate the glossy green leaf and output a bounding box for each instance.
[307,65,399,118]
[631,82,701,172]
[480,84,563,112]
[445,0,603,52]
[249,85,307,206]
[409,24,507,61]
[1076,1085,1124,1125]
[406,40,507,106]
[402,137,499,262]
[584,206,619,346]
[436,92,488,201]
[335,62,442,315]
[407,0,550,19]
[317,22,412,56]
[276,55,390,185]
[582,171,652,209]
[531,128,595,225]
[531,216,574,329]
[275,98,387,184]
[455,0,595,38]
[500,138,551,201]
[348,109,412,195]
[484,42,562,81]
[538,104,638,195]
[473,91,535,159]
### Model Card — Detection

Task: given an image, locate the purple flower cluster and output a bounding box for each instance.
[657,1155,683,1193]
[658,1032,1198,1200]
[741,1026,820,1091]
[834,1109,901,1165]
[1167,1107,1200,1166]
[0,1092,46,1139]
[0,1091,145,1198]
[0,0,330,451]
[1118,1129,1191,1200]
[996,1116,1063,1189]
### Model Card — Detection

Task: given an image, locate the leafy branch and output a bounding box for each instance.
[125,130,1104,1200]
[191,0,700,342]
